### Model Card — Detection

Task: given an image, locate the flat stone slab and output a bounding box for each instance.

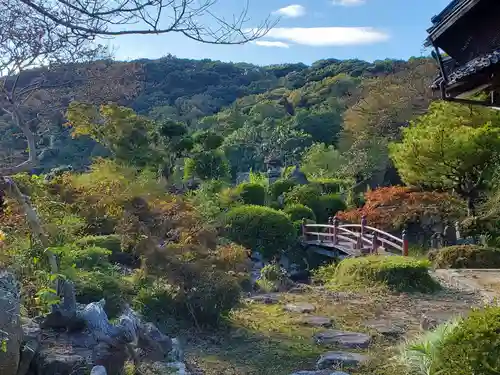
[364,320,405,338]
[301,316,333,328]
[314,330,371,348]
[247,294,281,304]
[284,302,316,313]
[290,371,350,375]
[317,351,368,370]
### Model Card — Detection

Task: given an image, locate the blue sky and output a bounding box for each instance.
[110,0,452,66]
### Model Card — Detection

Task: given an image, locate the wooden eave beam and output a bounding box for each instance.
[425,0,481,47]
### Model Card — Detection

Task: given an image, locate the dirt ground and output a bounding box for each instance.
[182,274,484,375]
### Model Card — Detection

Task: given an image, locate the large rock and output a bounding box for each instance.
[35,351,91,375]
[284,302,316,313]
[0,271,22,375]
[364,320,405,338]
[316,352,368,370]
[314,331,371,348]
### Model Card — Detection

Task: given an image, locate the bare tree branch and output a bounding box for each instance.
[14,0,276,44]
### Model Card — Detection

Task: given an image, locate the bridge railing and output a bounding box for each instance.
[301,215,409,256]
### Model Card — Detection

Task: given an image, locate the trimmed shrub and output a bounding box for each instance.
[431,245,500,269]
[314,194,346,222]
[269,178,297,200]
[223,205,297,259]
[292,219,315,237]
[285,184,322,207]
[437,306,500,375]
[236,182,266,206]
[257,264,293,292]
[284,204,316,222]
[314,255,439,292]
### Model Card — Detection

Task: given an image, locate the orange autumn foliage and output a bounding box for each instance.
[337,186,466,231]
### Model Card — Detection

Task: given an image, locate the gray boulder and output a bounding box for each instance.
[0,271,22,375]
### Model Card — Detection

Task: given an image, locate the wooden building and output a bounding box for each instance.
[425,0,500,107]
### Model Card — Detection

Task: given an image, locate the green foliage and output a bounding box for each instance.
[75,235,122,253]
[301,143,344,179]
[397,318,461,375]
[184,150,230,181]
[223,205,297,259]
[192,130,224,151]
[390,101,500,198]
[314,255,439,292]
[285,184,322,209]
[437,306,500,375]
[430,245,500,269]
[314,194,346,222]
[135,270,241,326]
[310,178,348,194]
[235,183,266,206]
[257,263,292,293]
[268,178,296,200]
[284,204,316,222]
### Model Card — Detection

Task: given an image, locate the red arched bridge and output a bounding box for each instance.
[301,216,409,258]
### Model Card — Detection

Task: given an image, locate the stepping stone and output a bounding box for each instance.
[284,302,316,313]
[301,316,333,328]
[314,330,371,348]
[316,351,368,370]
[290,371,350,375]
[364,320,405,338]
[247,294,281,304]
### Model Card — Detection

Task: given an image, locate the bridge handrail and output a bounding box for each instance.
[301,215,409,256]
[340,224,404,244]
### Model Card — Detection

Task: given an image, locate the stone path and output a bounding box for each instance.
[242,274,486,375]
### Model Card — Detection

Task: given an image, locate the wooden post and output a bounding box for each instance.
[333,215,339,245]
[328,217,333,243]
[371,232,378,254]
[358,215,367,250]
[301,218,307,240]
[402,229,409,256]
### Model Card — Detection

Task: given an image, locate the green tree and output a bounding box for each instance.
[301,143,344,179]
[66,102,161,168]
[389,101,500,214]
[184,150,230,181]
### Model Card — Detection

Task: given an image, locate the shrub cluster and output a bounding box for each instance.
[314,255,439,292]
[223,205,297,259]
[268,178,297,200]
[430,245,500,269]
[285,185,345,222]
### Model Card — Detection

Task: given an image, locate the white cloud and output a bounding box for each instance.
[332,0,366,6]
[262,27,389,46]
[254,40,290,48]
[273,4,306,18]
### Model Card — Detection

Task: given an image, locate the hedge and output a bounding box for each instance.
[284,204,316,222]
[236,182,266,206]
[430,245,500,269]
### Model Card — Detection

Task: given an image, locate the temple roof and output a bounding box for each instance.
[425,0,481,46]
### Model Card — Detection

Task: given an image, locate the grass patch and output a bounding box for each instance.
[430,245,500,269]
[314,255,440,293]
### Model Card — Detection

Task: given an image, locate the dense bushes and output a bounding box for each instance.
[284,204,316,222]
[285,185,345,222]
[436,306,500,375]
[310,178,347,194]
[223,205,297,259]
[236,182,266,205]
[268,178,296,200]
[430,245,500,269]
[75,234,122,253]
[315,255,439,292]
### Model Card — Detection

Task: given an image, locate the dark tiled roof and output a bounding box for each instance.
[431,48,500,90]
[430,0,463,25]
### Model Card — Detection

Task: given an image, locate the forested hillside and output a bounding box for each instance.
[0,55,437,185]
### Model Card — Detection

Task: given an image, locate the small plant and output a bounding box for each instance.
[284,204,316,222]
[431,245,500,269]
[396,317,461,375]
[257,263,292,292]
